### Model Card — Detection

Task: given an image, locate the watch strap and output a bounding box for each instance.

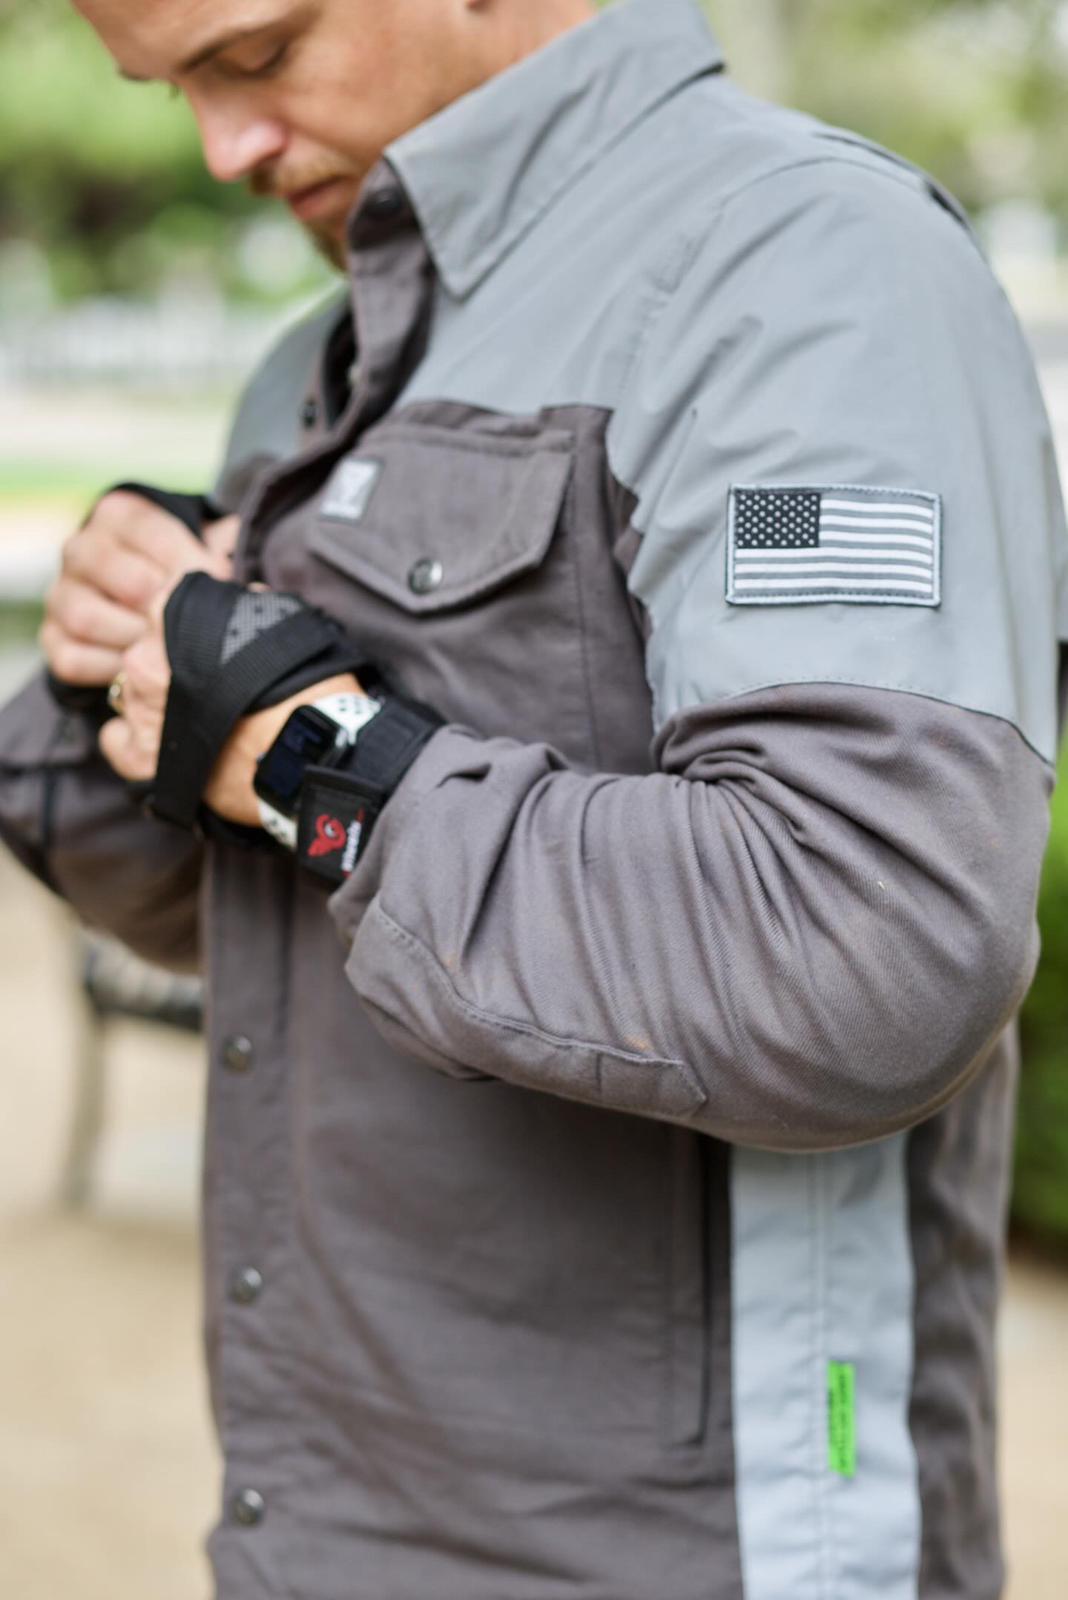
[311,691,382,743]
[296,696,444,885]
[255,692,381,850]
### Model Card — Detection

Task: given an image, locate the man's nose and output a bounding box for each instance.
[191,100,288,185]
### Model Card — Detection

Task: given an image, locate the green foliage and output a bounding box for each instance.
[709,0,1068,226]
[1016,767,1068,1241]
[3,0,1068,302]
[0,0,303,300]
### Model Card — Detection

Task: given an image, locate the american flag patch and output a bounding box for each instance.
[726,485,941,607]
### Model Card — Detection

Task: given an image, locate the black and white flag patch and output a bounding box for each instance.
[726,485,941,607]
[320,457,382,524]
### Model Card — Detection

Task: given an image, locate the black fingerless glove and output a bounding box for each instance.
[147,572,373,831]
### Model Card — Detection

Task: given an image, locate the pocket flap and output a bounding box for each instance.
[310,421,574,612]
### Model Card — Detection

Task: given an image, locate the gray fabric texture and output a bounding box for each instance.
[0,672,202,970]
[907,1035,1020,1600]
[340,688,1049,1151]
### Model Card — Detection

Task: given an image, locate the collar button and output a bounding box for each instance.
[365,186,405,221]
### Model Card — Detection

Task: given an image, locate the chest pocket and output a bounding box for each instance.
[292,414,593,759]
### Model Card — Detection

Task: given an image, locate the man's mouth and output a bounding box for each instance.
[284,178,346,222]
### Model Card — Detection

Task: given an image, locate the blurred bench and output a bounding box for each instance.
[61,932,204,1209]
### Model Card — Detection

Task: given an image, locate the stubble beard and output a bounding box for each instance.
[249,165,353,272]
[304,220,348,272]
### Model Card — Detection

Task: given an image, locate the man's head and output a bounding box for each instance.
[75,0,596,266]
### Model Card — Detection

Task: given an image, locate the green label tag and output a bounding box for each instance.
[827,1361,856,1478]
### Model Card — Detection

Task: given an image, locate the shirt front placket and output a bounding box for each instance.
[204,165,436,1556]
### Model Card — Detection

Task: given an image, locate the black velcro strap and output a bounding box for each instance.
[150,574,365,830]
[106,481,221,542]
[296,696,443,884]
[348,695,444,799]
[46,481,221,722]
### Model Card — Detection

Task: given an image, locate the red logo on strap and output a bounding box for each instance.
[309,814,346,857]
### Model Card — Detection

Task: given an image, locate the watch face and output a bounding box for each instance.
[254,706,339,815]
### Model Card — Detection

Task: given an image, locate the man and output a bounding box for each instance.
[2,0,1066,1595]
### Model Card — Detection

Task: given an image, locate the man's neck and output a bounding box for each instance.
[487,0,598,77]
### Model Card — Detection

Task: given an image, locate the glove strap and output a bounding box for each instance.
[296,697,444,885]
[149,574,365,830]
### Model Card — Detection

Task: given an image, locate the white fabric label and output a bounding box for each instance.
[320,458,382,524]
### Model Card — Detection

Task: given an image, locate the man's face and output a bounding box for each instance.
[74,0,485,265]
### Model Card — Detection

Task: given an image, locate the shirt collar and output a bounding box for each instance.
[385,0,725,298]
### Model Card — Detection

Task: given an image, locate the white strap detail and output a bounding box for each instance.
[312,692,382,747]
[258,799,298,851]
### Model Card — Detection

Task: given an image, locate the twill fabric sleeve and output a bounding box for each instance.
[335,163,1060,1151]
[0,672,204,970]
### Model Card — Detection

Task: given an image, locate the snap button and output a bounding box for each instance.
[230,1267,264,1306]
[231,1488,266,1527]
[300,396,319,429]
[408,558,444,595]
[365,186,404,221]
[222,1035,253,1074]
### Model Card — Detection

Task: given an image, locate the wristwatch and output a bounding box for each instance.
[254,692,382,851]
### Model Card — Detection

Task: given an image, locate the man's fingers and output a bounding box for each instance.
[63,528,168,613]
[44,576,148,653]
[123,628,172,701]
[111,494,226,581]
[203,514,240,568]
[98,668,166,784]
[99,714,141,780]
[39,619,124,687]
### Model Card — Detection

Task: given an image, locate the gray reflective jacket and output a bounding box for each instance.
[2,3,1066,1597]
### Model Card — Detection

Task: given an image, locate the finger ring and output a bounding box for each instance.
[107,671,128,716]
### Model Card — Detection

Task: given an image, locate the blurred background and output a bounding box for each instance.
[0,0,1066,1595]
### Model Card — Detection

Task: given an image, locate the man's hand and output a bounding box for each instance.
[99,580,361,828]
[40,491,236,687]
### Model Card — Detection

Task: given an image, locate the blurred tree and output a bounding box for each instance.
[714,0,1068,226]
[3,0,1067,300]
[0,0,292,300]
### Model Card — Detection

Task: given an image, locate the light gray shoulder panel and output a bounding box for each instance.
[213,291,347,510]
[608,159,1068,764]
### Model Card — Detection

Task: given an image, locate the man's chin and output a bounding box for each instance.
[304,220,349,272]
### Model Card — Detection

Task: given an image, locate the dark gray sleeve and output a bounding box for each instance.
[330,159,1063,1151]
[333,690,1049,1152]
[0,672,203,971]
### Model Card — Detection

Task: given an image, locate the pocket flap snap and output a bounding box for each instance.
[310,421,574,613]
